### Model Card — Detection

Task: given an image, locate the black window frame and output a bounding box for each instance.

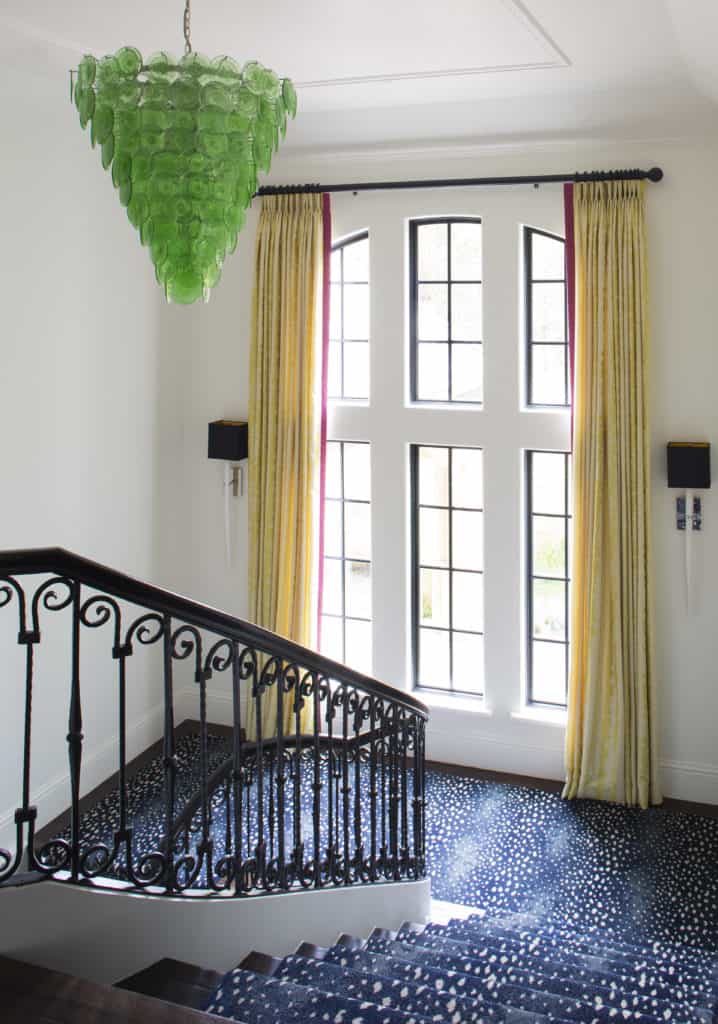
[321,439,372,670]
[409,217,483,405]
[329,230,370,403]
[410,443,484,698]
[524,226,569,408]
[525,449,571,708]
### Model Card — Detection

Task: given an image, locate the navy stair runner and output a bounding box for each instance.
[203,910,718,1023]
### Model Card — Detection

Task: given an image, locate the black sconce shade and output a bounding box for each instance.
[208,420,249,462]
[666,442,710,488]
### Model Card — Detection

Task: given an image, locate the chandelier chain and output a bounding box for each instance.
[183,0,192,55]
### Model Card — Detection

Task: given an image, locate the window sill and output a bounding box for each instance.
[419,692,493,716]
[510,707,567,727]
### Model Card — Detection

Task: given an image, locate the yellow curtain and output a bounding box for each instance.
[247,194,324,738]
[564,180,661,809]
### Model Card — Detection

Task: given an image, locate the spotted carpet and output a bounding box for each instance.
[56,733,718,952]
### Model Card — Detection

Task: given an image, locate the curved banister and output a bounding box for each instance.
[0,547,428,898]
[0,547,427,719]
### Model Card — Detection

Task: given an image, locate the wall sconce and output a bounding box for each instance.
[208,420,248,565]
[666,441,710,605]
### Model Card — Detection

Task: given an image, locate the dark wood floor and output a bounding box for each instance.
[0,956,225,1023]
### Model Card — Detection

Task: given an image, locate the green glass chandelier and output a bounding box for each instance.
[71,0,297,304]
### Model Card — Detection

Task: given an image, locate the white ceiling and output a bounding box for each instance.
[2,0,717,152]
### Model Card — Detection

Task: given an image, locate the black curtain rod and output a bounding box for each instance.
[256,166,663,197]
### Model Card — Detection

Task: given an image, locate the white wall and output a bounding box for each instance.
[0,68,173,848]
[159,137,718,805]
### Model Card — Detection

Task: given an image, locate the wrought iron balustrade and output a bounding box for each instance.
[0,548,427,897]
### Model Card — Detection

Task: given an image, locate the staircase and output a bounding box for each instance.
[117,909,718,1023]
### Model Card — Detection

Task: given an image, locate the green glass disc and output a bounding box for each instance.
[74,46,297,303]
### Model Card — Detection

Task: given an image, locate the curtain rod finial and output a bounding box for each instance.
[648,167,663,182]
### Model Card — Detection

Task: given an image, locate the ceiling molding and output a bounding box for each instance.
[272,133,695,168]
[297,0,569,90]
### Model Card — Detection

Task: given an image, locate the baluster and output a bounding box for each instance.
[400,709,409,877]
[275,665,286,889]
[312,677,322,888]
[197,649,212,878]
[369,695,378,881]
[18,610,39,872]
[388,704,400,880]
[115,642,130,871]
[254,668,265,888]
[353,696,362,880]
[162,614,176,891]
[67,581,83,882]
[342,688,350,884]
[231,642,243,893]
[292,672,303,885]
[268,748,275,867]
[379,703,387,876]
[326,688,334,881]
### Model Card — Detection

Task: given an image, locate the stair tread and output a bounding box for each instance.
[445,918,718,983]
[116,957,225,1010]
[397,928,718,1012]
[276,953,551,1024]
[368,934,710,1023]
[466,913,718,968]
[204,967,435,1023]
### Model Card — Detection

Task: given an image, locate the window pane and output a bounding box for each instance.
[451,284,482,341]
[330,249,341,283]
[343,236,369,281]
[531,282,565,342]
[323,558,343,615]
[532,578,566,641]
[343,342,369,400]
[532,515,566,578]
[419,507,449,567]
[532,452,566,514]
[329,283,341,340]
[413,444,483,697]
[452,509,482,571]
[343,442,371,501]
[345,560,371,619]
[420,568,450,628]
[324,500,342,557]
[419,628,450,689]
[344,501,371,560]
[418,283,448,341]
[451,344,482,403]
[323,439,372,674]
[325,443,342,499]
[453,632,484,695]
[451,448,483,509]
[417,343,449,401]
[343,283,369,340]
[417,222,448,281]
[452,570,483,632]
[321,615,343,662]
[419,446,449,506]
[530,345,566,405]
[451,222,482,280]
[345,619,372,675]
[327,342,342,398]
[532,232,564,280]
[532,640,566,705]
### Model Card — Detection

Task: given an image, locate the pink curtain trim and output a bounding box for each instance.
[316,193,332,647]
[563,183,576,448]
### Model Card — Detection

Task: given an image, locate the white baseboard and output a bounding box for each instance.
[660,759,718,805]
